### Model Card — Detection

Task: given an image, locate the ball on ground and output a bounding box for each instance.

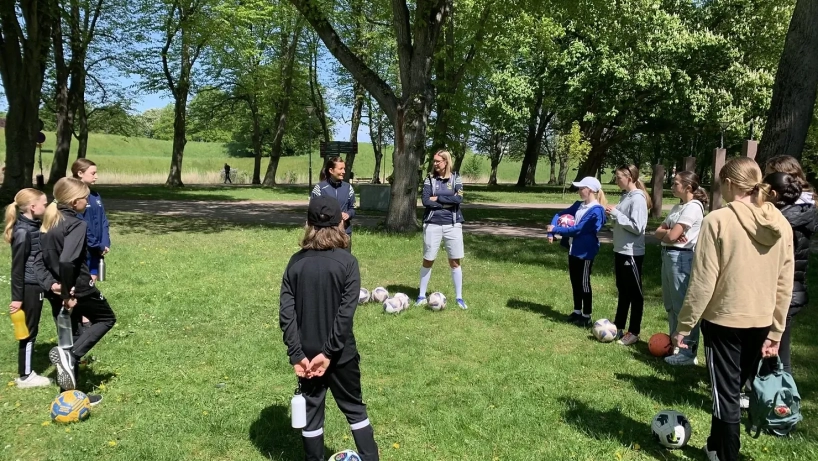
[649,333,674,357]
[651,409,692,449]
[428,292,447,311]
[372,287,389,303]
[358,288,371,304]
[329,450,362,461]
[592,319,618,342]
[383,297,403,314]
[50,390,91,423]
[394,292,409,309]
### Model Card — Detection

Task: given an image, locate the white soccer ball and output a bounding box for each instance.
[328,449,361,461]
[651,410,692,449]
[358,288,371,304]
[592,319,618,343]
[394,293,409,309]
[428,292,447,311]
[383,297,404,314]
[372,287,389,303]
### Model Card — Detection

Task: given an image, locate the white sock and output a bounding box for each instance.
[451,267,463,299]
[419,267,432,298]
[573,310,582,315]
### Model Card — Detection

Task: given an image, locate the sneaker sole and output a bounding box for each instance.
[15,379,52,389]
[49,348,76,391]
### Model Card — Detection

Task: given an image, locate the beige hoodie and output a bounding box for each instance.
[677,201,794,341]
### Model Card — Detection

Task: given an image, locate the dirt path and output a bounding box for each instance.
[104,198,663,244]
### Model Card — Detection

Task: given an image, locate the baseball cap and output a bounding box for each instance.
[307,196,342,228]
[571,177,602,192]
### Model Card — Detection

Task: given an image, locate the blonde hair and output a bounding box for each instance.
[765,155,813,192]
[300,224,350,250]
[718,157,771,205]
[594,189,608,207]
[41,178,90,233]
[4,189,46,243]
[616,164,653,210]
[433,150,453,179]
[71,158,96,178]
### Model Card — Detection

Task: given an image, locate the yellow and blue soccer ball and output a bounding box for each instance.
[329,450,361,461]
[50,390,91,423]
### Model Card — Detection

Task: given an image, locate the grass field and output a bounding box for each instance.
[0,211,815,460]
[1,128,626,186]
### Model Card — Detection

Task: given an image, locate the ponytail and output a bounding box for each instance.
[753,182,773,206]
[40,202,62,234]
[676,171,709,208]
[4,203,18,243]
[4,188,46,243]
[692,188,709,208]
[595,189,608,207]
[634,179,653,210]
[42,178,90,233]
[719,157,769,206]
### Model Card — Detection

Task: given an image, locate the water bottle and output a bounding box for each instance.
[291,384,306,428]
[10,310,29,340]
[57,307,74,349]
[98,257,106,282]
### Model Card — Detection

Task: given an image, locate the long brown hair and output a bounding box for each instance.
[320,156,344,182]
[300,223,349,250]
[4,188,46,243]
[71,158,96,178]
[719,157,771,206]
[41,178,90,233]
[765,155,813,192]
[675,171,709,208]
[615,164,653,210]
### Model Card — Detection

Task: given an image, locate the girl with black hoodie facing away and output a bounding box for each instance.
[762,172,817,375]
[5,188,57,388]
[41,178,116,404]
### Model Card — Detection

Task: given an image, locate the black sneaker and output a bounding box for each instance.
[566,312,583,323]
[87,394,103,406]
[572,316,593,328]
[49,347,76,390]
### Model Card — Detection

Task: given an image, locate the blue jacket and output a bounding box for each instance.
[422,173,464,225]
[549,201,606,260]
[78,190,110,253]
[311,179,356,235]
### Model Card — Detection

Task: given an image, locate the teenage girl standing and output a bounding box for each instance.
[606,164,651,345]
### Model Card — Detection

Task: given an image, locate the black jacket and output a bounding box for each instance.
[40,207,99,300]
[279,248,360,366]
[782,203,817,310]
[9,214,56,301]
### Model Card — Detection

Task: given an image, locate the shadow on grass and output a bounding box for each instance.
[32,341,57,377]
[249,404,331,461]
[506,298,568,324]
[77,367,116,393]
[384,284,418,298]
[560,397,702,460]
[615,373,711,411]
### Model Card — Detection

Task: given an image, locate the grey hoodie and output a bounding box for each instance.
[609,189,648,255]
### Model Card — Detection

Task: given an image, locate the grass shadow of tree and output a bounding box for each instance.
[615,372,711,411]
[560,397,703,460]
[249,404,332,461]
[506,298,571,325]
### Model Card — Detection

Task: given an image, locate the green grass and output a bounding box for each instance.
[0,212,815,460]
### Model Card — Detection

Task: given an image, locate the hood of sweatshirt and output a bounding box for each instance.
[728,201,784,247]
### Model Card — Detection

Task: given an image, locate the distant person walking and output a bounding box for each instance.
[224,164,232,184]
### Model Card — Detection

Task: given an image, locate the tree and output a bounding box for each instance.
[0,0,55,200]
[758,0,818,163]
[557,121,590,185]
[289,0,452,232]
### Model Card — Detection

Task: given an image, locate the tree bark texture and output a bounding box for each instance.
[758,0,818,164]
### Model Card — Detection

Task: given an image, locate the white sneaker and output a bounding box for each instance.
[664,353,699,366]
[703,444,719,461]
[618,332,639,346]
[740,393,750,410]
[15,371,52,388]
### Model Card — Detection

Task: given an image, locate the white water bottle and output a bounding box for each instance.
[98,257,106,282]
[291,385,306,429]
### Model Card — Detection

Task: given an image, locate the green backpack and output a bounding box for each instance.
[747,357,802,437]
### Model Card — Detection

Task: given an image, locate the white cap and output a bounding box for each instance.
[571,177,602,192]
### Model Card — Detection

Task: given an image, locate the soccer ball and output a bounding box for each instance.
[329,450,361,461]
[394,292,410,309]
[372,287,389,303]
[651,410,692,449]
[592,319,618,342]
[557,214,576,227]
[383,297,404,314]
[428,292,447,311]
[50,390,91,423]
[649,333,674,357]
[358,288,371,304]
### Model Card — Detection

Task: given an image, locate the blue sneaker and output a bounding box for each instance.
[414,296,427,307]
[456,298,468,310]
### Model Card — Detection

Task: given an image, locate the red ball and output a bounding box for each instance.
[557,214,576,227]
[649,333,674,357]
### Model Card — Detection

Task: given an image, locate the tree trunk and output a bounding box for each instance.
[368,97,383,184]
[251,105,262,184]
[75,100,89,159]
[758,0,818,163]
[166,92,188,186]
[345,81,365,181]
[385,100,429,232]
[49,11,73,184]
[558,151,569,185]
[575,144,606,181]
[548,152,557,185]
[517,90,543,187]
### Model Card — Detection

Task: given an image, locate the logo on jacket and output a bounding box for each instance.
[96,199,102,206]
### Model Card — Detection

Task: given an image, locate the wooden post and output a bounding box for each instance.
[683,156,696,173]
[651,164,665,218]
[711,148,726,210]
[742,140,758,160]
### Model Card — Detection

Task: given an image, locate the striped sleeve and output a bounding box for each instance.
[310,184,321,198]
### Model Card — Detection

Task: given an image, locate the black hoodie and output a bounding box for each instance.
[40,207,99,299]
[781,203,818,310]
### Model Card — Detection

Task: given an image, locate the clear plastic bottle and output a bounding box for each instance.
[10,310,29,340]
[291,385,306,428]
[57,307,74,349]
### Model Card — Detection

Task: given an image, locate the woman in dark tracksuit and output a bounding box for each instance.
[311,156,356,252]
[5,188,56,388]
[41,178,116,404]
[280,196,378,461]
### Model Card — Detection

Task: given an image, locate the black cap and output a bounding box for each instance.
[308,196,342,228]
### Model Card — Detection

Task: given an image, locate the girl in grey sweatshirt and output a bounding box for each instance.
[606,165,651,345]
